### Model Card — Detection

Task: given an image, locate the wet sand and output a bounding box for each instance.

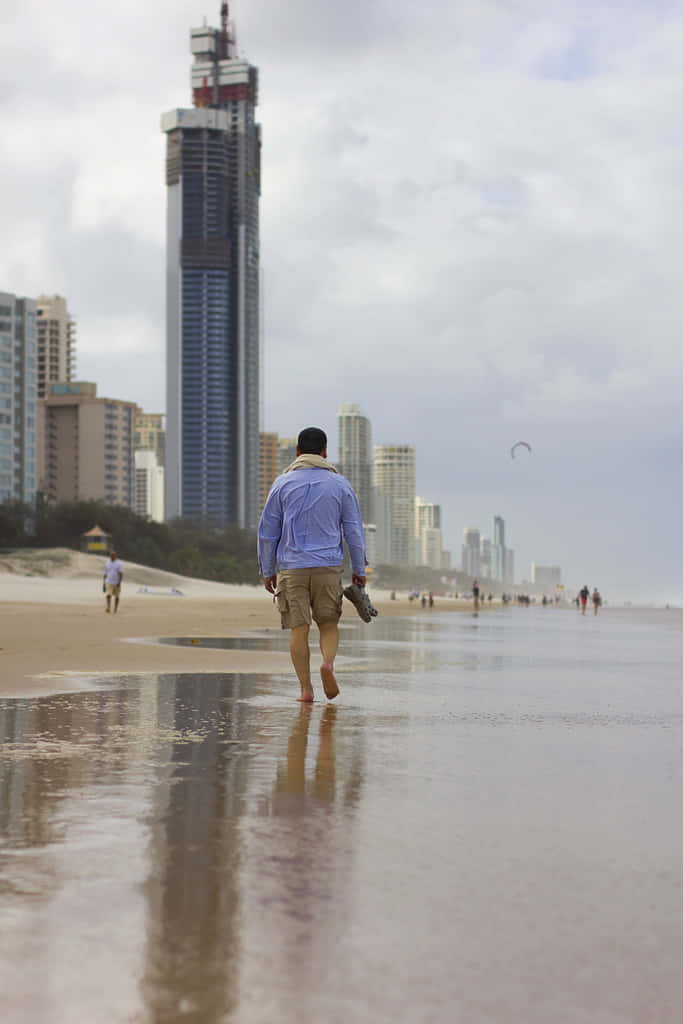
[0,567,473,695]
[4,583,681,1022]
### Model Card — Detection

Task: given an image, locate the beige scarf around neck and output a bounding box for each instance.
[283,453,338,474]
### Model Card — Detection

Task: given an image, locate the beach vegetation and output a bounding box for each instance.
[0,497,259,585]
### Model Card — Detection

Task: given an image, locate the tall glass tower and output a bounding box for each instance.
[337,403,373,523]
[162,5,261,528]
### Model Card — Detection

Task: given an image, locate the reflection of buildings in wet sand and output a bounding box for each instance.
[139,672,262,1024]
[0,686,143,850]
[236,703,366,1017]
[0,683,159,1022]
[0,675,366,1022]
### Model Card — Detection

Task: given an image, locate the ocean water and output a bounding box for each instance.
[0,606,682,1023]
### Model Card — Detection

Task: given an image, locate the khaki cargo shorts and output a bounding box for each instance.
[105,583,121,597]
[274,566,343,630]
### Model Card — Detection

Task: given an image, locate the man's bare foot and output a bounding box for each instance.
[297,690,314,703]
[320,663,339,700]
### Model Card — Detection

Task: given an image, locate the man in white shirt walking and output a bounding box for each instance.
[103,550,124,614]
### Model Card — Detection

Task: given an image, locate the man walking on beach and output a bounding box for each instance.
[103,550,124,614]
[257,426,367,702]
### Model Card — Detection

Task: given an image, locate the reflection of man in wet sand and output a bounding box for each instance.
[258,426,366,703]
[274,704,337,804]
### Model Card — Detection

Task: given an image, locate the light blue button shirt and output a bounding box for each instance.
[257,468,366,577]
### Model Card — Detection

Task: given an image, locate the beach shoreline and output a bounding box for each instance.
[0,560,477,697]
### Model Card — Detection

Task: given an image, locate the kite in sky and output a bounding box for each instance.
[510,441,532,459]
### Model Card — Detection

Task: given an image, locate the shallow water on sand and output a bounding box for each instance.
[1,607,682,1023]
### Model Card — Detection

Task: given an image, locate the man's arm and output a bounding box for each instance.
[257,485,283,593]
[340,484,367,586]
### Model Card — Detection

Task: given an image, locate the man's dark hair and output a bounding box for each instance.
[297,426,327,455]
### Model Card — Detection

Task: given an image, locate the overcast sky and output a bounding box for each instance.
[2,0,682,601]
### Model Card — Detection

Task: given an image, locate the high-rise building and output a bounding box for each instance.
[0,291,37,502]
[480,537,492,579]
[421,527,443,570]
[461,527,481,578]
[277,437,297,475]
[259,431,278,512]
[531,564,561,587]
[374,445,416,566]
[337,403,373,524]
[162,5,261,529]
[135,412,165,468]
[505,549,515,586]
[372,484,393,565]
[35,295,76,399]
[134,449,165,522]
[415,497,442,568]
[492,514,506,581]
[38,382,138,506]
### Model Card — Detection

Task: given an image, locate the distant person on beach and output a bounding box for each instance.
[103,550,124,614]
[592,588,601,615]
[472,579,480,612]
[257,426,366,703]
[580,585,589,614]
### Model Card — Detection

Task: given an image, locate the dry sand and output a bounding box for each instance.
[0,549,473,697]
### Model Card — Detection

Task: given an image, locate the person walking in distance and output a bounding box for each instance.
[472,579,480,613]
[257,426,367,702]
[579,585,589,615]
[592,587,601,615]
[103,549,124,614]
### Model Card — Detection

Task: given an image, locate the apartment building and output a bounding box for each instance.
[0,290,38,502]
[36,294,76,399]
[39,382,138,506]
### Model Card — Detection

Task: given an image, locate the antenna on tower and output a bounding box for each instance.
[220,2,229,59]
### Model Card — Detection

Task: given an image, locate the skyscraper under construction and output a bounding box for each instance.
[162,5,261,528]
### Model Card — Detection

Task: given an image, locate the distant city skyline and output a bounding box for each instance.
[3,2,682,600]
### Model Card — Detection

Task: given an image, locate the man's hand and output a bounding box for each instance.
[264,575,277,594]
[352,574,366,588]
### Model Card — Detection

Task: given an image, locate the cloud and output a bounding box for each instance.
[2,0,682,595]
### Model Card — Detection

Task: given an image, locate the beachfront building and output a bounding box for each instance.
[374,445,416,566]
[337,403,373,524]
[532,564,561,587]
[371,484,393,565]
[135,412,165,468]
[421,527,443,570]
[461,527,481,578]
[162,9,261,529]
[505,549,515,585]
[35,295,76,400]
[492,514,506,582]
[259,431,278,512]
[0,291,38,503]
[38,382,138,507]
[277,437,297,475]
[134,449,165,522]
[415,497,443,569]
[480,537,492,579]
